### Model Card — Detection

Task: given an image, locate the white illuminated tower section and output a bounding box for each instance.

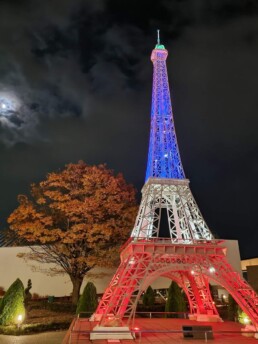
[91,33,258,337]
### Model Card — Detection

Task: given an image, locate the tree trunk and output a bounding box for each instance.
[70,276,83,305]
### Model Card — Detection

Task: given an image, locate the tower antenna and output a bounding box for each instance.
[157,29,160,45]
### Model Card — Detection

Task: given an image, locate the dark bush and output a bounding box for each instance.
[24,279,32,310]
[45,302,76,313]
[165,281,187,317]
[0,321,71,335]
[142,286,155,308]
[136,303,165,316]
[76,282,98,315]
[0,287,5,297]
[227,294,238,321]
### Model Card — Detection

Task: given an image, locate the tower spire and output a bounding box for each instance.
[157,29,160,45]
[146,36,185,180]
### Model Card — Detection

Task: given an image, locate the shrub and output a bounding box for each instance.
[238,309,250,325]
[76,282,98,315]
[0,278,25,325]
[142,286,155,308]
[32,293,40,299]
[165,281,187,317]
[227,294,238,321]
[24,279,32,310]
[0,287,5,297]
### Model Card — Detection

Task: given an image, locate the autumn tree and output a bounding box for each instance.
[8,162,137,304]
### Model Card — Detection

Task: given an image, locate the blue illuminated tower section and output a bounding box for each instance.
[145,42,185,180]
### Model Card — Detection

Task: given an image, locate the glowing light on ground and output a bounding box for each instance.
[243,317,250,324]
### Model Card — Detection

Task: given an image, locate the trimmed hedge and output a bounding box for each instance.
[0,321,70,335]
[76,282,97,315]
[165,281,187,317]
[0,278,25,326]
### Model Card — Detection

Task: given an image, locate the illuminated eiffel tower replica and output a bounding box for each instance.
[91,32,258,337]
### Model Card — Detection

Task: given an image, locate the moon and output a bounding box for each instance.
[0,92,21,116]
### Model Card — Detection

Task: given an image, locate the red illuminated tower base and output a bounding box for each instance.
[90,34,258,339]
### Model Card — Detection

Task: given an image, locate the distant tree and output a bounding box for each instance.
[25,279,32,294]
[8,162,137,305]
[24,279,32,309]
[0,286,5,296]
[165,281,187,317]
[227,294,238,321]
[32,293,40,300]
[76,282,98,315]
[142,286,155,308]
[209,284,218,302]
[0,278,25,326]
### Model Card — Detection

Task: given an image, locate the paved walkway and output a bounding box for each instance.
[0,331,66,344]
[1,320,257,344]
[65,318,258,344]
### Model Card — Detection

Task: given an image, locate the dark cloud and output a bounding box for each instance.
[0,0,258,258]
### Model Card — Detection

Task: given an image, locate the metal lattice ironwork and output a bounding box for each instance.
[94,240,258,326]
[131,178,213,241]
[145,47,185,181]
[92,39,258,330]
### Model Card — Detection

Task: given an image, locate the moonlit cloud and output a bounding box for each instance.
[0,91,21,114]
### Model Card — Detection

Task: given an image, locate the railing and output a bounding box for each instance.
[62,317,77,344]
[62,312,258,343]
[124,311,189,319]
[64,326,258,344]
[131,237,224,246]
[121,237,224,251]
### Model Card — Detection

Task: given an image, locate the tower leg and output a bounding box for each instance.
[92,252,152,325]
[164,271,221,322]
[210,255,258,327]
[163,271,197,314]
[186,272,221,322]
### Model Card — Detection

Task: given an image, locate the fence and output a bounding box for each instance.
[65,327,258,344]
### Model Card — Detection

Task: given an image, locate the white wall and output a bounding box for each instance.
[0,239,242,296]
[0,246,116,296]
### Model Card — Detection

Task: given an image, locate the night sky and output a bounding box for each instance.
[0,0,258,259]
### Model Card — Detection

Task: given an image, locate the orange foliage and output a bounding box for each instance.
[8,162,138,303]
